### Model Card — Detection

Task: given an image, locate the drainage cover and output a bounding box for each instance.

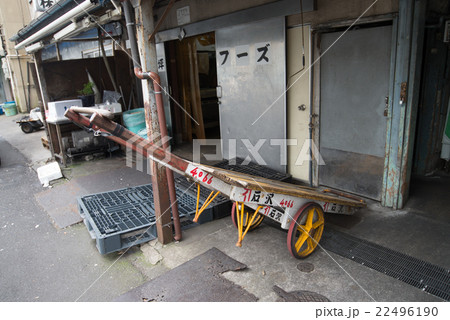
[273,286,330,302]
[297,262,315,273]
[321,228,450,301]
[295,291,330,302]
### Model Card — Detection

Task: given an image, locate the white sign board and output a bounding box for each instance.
[34,0,59,12]
[176,6,191,26]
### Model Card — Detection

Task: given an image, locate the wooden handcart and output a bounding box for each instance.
[65,107,366,259]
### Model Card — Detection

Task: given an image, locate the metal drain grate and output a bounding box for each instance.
[321,229,450,301]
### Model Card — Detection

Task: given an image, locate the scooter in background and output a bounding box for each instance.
[16,107,44,134]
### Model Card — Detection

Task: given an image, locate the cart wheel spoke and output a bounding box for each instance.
[305,208,314,229]
[312,218,324,229]
[287,202,325,259]
[306,237,314,252]
[297,223,308,232]
[295,232,308,252]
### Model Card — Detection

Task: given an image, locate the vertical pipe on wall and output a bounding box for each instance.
[122,0,181,243]
[27,61,31,112]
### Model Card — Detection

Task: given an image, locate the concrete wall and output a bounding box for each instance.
[0,0,40,112]
[154,0,279,31]
[288,0,398,26]
[154,0,398,31]
[5,55,41,111]
[153,0,399,181]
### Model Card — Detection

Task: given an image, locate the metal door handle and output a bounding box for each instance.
[216,86,222,98]
[384,96,389,117]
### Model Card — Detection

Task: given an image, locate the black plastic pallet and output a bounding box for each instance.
[78,158,289,254]
[78,184,213,254]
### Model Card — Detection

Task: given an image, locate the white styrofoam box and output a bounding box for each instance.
[98,103,122,113]
[47,99,83,121]
[37,162,63,187]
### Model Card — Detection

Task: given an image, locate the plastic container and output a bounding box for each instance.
[78,94,95,108]
[137,128,148,139]
[3,101,18,116]
[123,108,146,134]
[0,105,4,115]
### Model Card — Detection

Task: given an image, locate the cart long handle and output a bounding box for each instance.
[70,106,115,119]
[89,110,191,174]
[65,107,191,175]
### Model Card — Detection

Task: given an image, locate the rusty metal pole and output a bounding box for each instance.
[123,0,173,244]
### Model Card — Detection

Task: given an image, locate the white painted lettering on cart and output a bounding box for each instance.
[262,206,283,222]
[242,189,274,204]
[323,202,345,213]
[241,189,294,208]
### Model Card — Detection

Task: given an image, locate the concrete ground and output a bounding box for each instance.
[0,113,449,302]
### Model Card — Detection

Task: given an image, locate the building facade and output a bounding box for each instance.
[0,0,40,112]
[9,0,450,210]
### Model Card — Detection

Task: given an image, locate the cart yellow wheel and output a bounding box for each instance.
[231,202,265,232]
[287,202,324,259]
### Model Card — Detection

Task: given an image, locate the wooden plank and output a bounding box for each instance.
[167,41,183,144]
[41,137,49,149]
[188,38,205,139]
[33,52,54,159]
[197,164,365,207]
[177,40,192,142]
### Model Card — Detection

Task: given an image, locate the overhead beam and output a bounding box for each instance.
[155,0,315,43]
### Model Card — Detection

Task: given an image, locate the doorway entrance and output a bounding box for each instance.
[165,32,220,147]
[319,25,393,200]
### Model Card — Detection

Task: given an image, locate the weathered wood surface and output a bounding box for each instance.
[196,164,366,207]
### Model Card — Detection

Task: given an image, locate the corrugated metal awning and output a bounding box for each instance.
[11,0,110,49]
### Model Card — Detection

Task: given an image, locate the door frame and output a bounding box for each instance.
[311,1,426,209]
[310,17,396,189]
[286,23,313,184]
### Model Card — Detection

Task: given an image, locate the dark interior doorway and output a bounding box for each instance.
[166,32,220,148]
